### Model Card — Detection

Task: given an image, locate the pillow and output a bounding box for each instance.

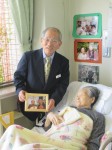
[102,94,112,115]
[92,84,112,115]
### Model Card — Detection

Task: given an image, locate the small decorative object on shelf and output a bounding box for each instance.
[0,112,14,128]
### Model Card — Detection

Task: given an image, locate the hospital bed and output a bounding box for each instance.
[34,81,112,150]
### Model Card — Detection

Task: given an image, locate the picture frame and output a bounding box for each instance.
[72,13,102,38]
[25,93,49,112]
[0,112,14,128]
[78,64,99,84]
[74,39,102,63]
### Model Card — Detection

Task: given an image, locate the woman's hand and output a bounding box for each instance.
[47,112,64,126]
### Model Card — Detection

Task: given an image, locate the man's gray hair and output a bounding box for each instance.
[83,86,100,107]
[41,27,62,41]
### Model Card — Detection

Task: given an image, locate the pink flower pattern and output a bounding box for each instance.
[60,135,71,140]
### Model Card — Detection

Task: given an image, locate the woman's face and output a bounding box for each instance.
[81,47,86,54]
[38,99,43,104]
[74,89,95,108]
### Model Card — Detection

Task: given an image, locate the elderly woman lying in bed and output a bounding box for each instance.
[0,86,105,150]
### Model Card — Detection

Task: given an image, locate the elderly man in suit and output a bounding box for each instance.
[14,27,70,122]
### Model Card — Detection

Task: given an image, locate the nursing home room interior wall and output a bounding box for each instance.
[32,0,70,69]
[69,0,112,86]
[0,0,112,136]
[33,0,112,86]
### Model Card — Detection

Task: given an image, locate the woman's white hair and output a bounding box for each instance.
[83,86,100,107]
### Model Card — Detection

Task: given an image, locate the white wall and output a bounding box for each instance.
[69,0,112,86]
[33,0,112,86]
[33,0,70,57]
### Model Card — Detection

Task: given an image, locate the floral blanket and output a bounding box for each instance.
[0,107,93,150]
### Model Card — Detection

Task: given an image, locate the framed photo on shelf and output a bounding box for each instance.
[72,13,102,38]
[74,39,102,63]
[25,93,49,112]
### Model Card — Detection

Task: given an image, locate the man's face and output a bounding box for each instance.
[81,47,86,54]
[38,99,43,104]
[31,100,35,104]
[89,45,93,51]
[41,30,62,56]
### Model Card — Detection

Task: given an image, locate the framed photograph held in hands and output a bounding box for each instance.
[25,93,48,112]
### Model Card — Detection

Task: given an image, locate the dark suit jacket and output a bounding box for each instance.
[14,48,69,105]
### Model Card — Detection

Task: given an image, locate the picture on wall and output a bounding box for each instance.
[74,39,102,63]
[25,93,48,112]
[78,64,99,84]
[72,13,102,38]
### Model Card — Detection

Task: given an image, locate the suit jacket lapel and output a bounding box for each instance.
[38,57,45,85]
[35,49,45,86]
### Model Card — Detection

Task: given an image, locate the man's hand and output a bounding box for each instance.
[48,99,55,111]
[18,90,26,102]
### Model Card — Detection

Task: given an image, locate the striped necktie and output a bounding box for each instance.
[44,57,51,82]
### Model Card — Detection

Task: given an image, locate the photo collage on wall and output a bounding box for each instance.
[72,13,102,84]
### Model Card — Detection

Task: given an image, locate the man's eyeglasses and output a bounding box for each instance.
[43,37,60,44]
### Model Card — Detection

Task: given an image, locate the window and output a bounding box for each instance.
[0,0,21,86]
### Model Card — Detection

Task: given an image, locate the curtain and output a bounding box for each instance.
[8,0,34,52]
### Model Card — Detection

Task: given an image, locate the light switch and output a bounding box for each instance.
[103,47,111,57]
